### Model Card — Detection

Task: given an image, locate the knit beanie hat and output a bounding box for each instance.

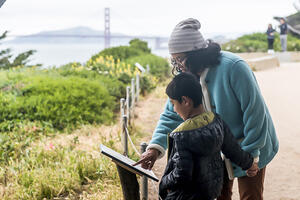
[168,18,207,54]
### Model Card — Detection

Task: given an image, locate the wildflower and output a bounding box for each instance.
[49,143,55,149]
[32,126,37,132]
[45,142,55,150]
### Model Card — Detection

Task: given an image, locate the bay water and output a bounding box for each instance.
[2,42,169,68]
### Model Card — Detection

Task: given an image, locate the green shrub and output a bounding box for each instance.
[84,51,165,95]
[0,76,115,130]
[126,54,170,80]
[288,35,300,51]
[57,65,127,100]
[91,46,142,62]
[129,38,151,53]
[89,38,151,62]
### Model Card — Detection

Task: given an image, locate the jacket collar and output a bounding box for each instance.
[171,112,215,134]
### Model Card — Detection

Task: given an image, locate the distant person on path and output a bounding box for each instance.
[135,18,279,200]
[266,24,276,54]
[279,18,288,51]
[157,72,257,200]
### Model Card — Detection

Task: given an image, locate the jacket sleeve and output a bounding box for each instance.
[148,99,183,158]
[229,60,269,158]
[221,119,253,170]
[159,138,193,191]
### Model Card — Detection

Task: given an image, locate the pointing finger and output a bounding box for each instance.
[132,156,149,166]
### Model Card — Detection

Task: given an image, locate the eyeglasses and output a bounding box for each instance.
[170,56,187,73]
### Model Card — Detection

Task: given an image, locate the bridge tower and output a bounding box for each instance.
[104,7,111,49]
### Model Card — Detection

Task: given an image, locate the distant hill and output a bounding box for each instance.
[5,26,241,46]
[6,26,128,44]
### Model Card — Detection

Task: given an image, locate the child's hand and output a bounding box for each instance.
[246,162,259,177]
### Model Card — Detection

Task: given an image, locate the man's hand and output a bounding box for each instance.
[246,162,259,177]
[132,148,160,170]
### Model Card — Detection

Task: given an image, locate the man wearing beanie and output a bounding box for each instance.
[136,18,279,200]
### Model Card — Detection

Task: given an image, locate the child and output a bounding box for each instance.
[159,72,258,200]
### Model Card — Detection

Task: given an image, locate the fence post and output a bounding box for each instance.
[126,86,131,125]
[122,115,128,156]
[120,98,125,125]
[131,78,135,116]
[136,74,140,102]
[140,142,148,200]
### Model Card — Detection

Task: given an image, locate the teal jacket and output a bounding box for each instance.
[149,51,279,177]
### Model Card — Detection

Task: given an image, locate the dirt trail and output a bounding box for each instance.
[134,62,300,200]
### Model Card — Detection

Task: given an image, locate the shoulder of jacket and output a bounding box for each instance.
[218,51,246,71]
[220,51,243,62]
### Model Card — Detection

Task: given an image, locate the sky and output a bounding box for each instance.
[0,0,298,38]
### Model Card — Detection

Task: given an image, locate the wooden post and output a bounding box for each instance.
[131,78,135,116]
[140,142,148,200]
[136,74,140,102]
[126,86,130,125]
[122,115,128,156]
[116,165,140,200]
[120,98,125,125]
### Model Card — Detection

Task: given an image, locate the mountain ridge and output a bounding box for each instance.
[5,26,130,44]
[4,26,242,44]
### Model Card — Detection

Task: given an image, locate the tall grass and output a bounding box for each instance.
[0,127,122,200]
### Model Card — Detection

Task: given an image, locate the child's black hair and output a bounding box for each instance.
[166,72,203,107]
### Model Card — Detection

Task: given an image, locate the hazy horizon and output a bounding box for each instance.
[3,25,247,43]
